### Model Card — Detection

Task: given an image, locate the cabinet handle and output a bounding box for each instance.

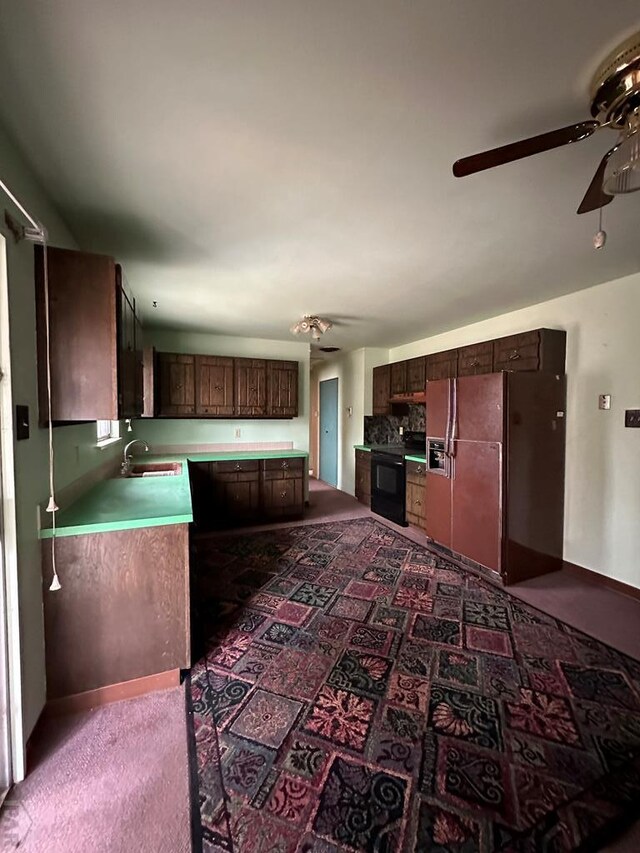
[470,359,480,367]
[280,491,288,498]
[250,387,256,392]
[508,351,521,361]
[281,461,289,469]
[215,384,223,391]
[414,499,422,505]
[176,384,183,389]
[416,466,423,474]
[235,463,242,471]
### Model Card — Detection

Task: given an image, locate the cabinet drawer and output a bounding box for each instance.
[406,460,426,481]
[458,341,493,377]
[263,457,304,472]
[216,460,260,474]
[493,331,541,372]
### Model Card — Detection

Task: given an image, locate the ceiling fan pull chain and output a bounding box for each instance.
[593,206,607,250]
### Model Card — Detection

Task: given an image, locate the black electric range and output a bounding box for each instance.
[370,432,425,525]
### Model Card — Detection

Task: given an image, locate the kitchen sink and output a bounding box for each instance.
[127,462,182,478]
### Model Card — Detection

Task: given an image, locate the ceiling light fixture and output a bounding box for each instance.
[603,109,640,195]
[290,315,333,341]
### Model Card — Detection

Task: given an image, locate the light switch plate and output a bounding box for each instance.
[598,394,611,410]
[16,404,29,440]
[625,409,640,428]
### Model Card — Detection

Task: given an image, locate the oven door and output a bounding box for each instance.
[371,452,407,526]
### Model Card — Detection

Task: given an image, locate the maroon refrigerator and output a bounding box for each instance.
[425,372,566,584]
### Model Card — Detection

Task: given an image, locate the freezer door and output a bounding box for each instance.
[426,378,452,440]
[425,471,452,549]
[455,373,505,443]
[451,440,503,574]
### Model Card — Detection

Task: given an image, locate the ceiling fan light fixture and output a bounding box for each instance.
[290,314,333,340]
[603,113,640,195]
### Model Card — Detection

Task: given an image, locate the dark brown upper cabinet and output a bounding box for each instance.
[235,358,267,417]
[492,328,566,374]
[267,360,299,418]
[195,355,234,416]
[35,246,123,424]
[157,353,196,416]
[457,341,493,377]
[390,361,407,397]
[372,365,391,415]
[116,265,138,419]
[406,356,426,392]
[427,349,459,381]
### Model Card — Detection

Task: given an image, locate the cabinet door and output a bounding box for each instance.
[355,450,371,506]
[457,341,493,377]
[425,471,452,548]
[157,353,196,416]
[35,245,118,423]
[219,478,260,521]
[493,330,541,373]
[406,357,426,393]
[451,441,502,574]
[372,365,391,414]
[406,480,426,529]
[134,314,144,416]
[390,361,407,396]
[116,268,137,418]
[267,360,299,417]
[427,349,458,381]
[235,358,267,416]
[195,356,234,416]
[262,477,304,517]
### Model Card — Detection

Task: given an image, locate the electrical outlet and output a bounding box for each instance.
[625,409,640,428]
[598,394,611,410]
[235,428,241,438]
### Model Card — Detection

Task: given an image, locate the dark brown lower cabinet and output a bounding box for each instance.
[355,450,371,506]
[41,524,189,701]
[189,457,305,529]
[405,460,426,530]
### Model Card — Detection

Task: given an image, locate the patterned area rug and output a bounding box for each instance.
[188,518,640,852]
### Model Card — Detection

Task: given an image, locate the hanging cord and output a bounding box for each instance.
[0,176,60,590]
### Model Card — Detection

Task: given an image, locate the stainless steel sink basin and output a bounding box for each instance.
[128,462,182,478]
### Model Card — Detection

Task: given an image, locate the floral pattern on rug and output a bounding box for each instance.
[188,518,640,852]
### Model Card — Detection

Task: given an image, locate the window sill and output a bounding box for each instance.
[95,437,122,450]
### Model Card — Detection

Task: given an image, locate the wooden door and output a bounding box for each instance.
[406,357,426,393]
[157,353,196,416]
[195,356,234,416]
[425,379,451,439]
[451,441,502,574]
[35,245,118,423]
[427,349,458,381]
[262,477,304,517]
[425,471,452,548]
[455,374,505,443]
[267,360,299,417]
[372,365,390,414]
[235,358,267,416]
[134,314,144,416]
[390,361,407,396]
[457,341,493,377]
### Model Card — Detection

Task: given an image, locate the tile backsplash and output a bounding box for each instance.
[364,404,426,445]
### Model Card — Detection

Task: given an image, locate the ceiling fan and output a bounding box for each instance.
[453,31,640,214]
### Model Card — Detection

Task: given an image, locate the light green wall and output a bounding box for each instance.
[1,123,124,751]
[389,272,640,590]
[140,329,310,450]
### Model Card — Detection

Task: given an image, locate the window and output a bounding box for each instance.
[96,420,121,446]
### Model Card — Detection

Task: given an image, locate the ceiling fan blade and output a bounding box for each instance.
[576,145,618,214]
[452,120,600,178]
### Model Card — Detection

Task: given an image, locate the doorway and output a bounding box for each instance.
[319,378,338,487]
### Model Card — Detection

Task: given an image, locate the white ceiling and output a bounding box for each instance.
[1,1,639,349]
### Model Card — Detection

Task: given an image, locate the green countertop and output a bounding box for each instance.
[353,444,426,464]
[41,449,308,539]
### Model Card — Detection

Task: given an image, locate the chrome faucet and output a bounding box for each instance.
[121,439,149,476]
